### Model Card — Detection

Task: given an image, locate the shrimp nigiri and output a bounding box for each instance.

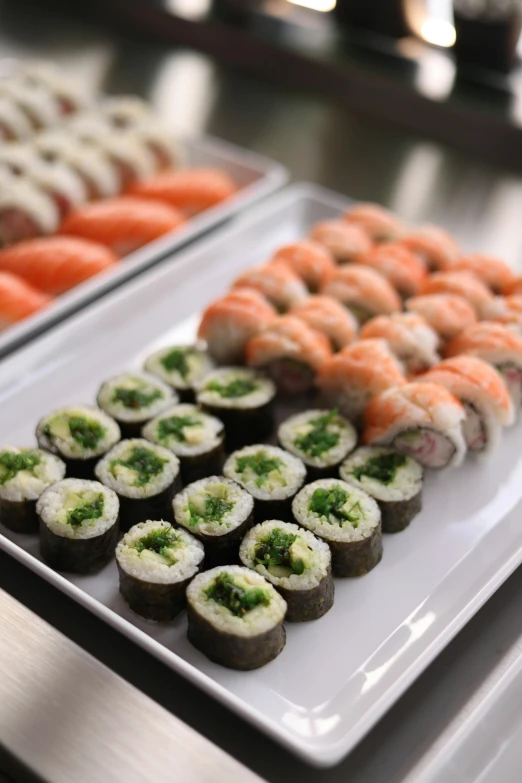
[343,202,405,242]
[309,219,372,264]
[481,296,522,331]
[450,253,515,294]
[405,294,477,342]
[322,265,402,323]
[359,312,439,376]
[0,237,117,295]
[363,382,466,469]
[0,271,51,328]
[356,242,427,298]
[272,240,336,293]
[59,197,185,256]
[128,168,237,216]
[418,270,493,314]
[401,225,460,271]
[290,295,358,350]
[232,262,308,312]
[503,277,522,297]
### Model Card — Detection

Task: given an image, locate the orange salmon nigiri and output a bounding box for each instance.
[128,168,237,216]
[419,271,493,314]
[232,262,308,312]
[0,236,117,295]
[0,271,51,328]
[356,242,427,299]
[401,225,460,271]
[59,197,185,256]
[321,265,402,323]
[272,240,336,293]
[198,288,276,365]
[343,202,405,242]
[451,254,514,294]
[309,219,372,264]
[245,315,332,395]
[481,296,522,331]
[290,295,358,350]
[421,356,513,453]
[359,312,439,376]
[363,382,466,469]
[503,276,522,296]
[316,338,405,424]
[405,294,477,342]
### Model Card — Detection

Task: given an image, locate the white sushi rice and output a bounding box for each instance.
[37,478,119,540]
[292,478,381,543]
[0,447,65,503]
[0,97,33,140]
[224,445,306,501]
[36,405,121,459]
[173,476,253,537]
[0,81,62,128]
[95,439,179,499]
[186,565,286,637]
[0,178,59,234]
[197,368,275,411]
[142,404,223,458]
[278,409,357,468]
[340,446,423,502]
[97,372,175,424]
[116,520,204,584]
[240,519,331,591]
[144,345,215,391]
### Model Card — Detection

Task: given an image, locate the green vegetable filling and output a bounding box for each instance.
[254,528,305,575]
[206,572,269,617]
[235,452,282,488]
[0,450,41,485]
[188,495,234,526]
[134,527,179,565]
[67,416,106,450]
[67,495,104,528]
[157,415,200,444]
[352,452,407,485]
[110,446,168,487]
[309,485,362,526]
[112,386,162,410]
[294,410,340,458]
[159,348,193,379]
[206,378,257,399]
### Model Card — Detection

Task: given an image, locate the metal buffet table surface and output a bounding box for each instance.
[2,2,522,781]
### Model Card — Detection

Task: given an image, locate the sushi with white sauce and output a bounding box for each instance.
[0,179,59,246]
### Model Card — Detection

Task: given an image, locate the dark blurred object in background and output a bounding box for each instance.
[333,0,410,38]
[213,0,263,22]
[453,0,522,74]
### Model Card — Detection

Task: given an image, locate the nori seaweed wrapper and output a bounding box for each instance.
[252,496,296,525]
[179,441,225,486]
[39,518,119,574]
[118,566,195,621]
[277,572,334,622]
[118,474,181,533]
[185,509,255,569]
[0,497,38,534]
[328,523,383,577]
[380,489,422,534]
[201,400,274,452]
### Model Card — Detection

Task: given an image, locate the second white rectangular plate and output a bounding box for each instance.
[1,183,522,767]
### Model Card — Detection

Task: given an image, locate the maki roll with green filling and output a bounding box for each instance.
[144,344,214,401]
[340,446,423,533]
[37,479,119,573]
[97,372,175,438]
[142,404,224,485]
[172,476,254,566]
[223,445,306,523]
[195,367,275,450]
[186,565,287,670]
[292,478,382,577]
[278,409,357,479]
[95,439,180,532]
[116,520,204,621]
[36,405,120,478]
[0,447,65,533]
[240,520,334,622]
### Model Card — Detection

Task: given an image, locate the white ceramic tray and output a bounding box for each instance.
[0,134,287,358]
[2,183,522,768]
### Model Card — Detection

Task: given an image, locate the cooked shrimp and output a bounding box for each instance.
[405,294,477,342]
[321,265,402,323]
[232,262,308,312]
[272,240,336,292]
[290,295,358,350]
[356,242,427,298]
[343,202,405,242]
[401,225,460,270]
[309,219,372,263]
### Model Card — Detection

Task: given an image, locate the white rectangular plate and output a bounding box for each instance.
[0,134,287,358]
[2,183,522,768]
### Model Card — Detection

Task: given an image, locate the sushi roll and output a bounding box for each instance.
[0,81,61,129]
[224,444,306,523]
[60,197,185,257]
[97,372,175,438]
[172,476,254,565]
[446,322,522,410]
[480,296,522,331]
[420,356,514,453]
[101,96,153,128]
[289,295,358,351]
[18,61,88,115]
[271,240,336,293]
[0,179,59,246]
[405,294,477,343]
[142,404,225,484]
[36,405,121,478]
[186,565,286,670]
[359,313,440,376]
[504,277,522,296]
[321,265,402,323]
[316,339,406,424]
[0,97,33,141]
[37,478,119,573]
[239,519,334,622]
[231,263,308,313]
[128,168,237,215]
[278,409,357,479]
[356,242,427,299]
[196,367,276,449]
[245,315,332,395]
[363,382,466,469]
[198,289,276,365]
[401,225,460,270]
[340,446,423,533]
[292,478,382,577]
[95,438,181,531]
[309,219,372,263]
[116,520,204,621]
[144,344,215,401]
[451,254,514,294]
[0,446,65,533]
[418,271,493,314]
[343,202,405,242]
[0,271,51,328]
